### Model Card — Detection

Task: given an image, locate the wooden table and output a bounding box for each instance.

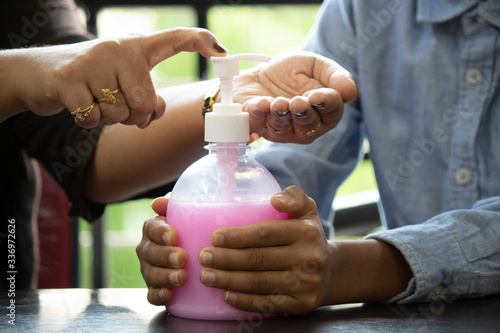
[2,288,499,332]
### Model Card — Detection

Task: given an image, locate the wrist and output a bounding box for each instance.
[326,239,412,305]
[0,51,31,121]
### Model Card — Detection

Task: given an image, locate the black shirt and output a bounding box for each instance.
[0,0,102,290]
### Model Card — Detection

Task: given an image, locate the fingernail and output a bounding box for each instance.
[201,270,216,285]
[351,79,360,98]
[169,252,179,266]
[211,233,224,247]
[213,42,227,54]
[224,291,237,304]
[274,191,292,204]
[277,111,290,117]
[169,271,180,286]
[146,110,156,127]
[162,232,171,245]
[292,110,307,117]
[159,288,168,301]
[199,250,213,266]
[312,102,325,108]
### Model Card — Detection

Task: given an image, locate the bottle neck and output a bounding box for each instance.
[206,142,249,156]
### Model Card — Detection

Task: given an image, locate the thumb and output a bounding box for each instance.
[143,27,227,68]
[151,197,169,216]
[270,186,319,219]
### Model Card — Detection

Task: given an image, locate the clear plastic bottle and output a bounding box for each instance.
[165,54,288,321]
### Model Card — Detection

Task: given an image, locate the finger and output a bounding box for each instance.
[140,238,187,268]
[63,85,101,128]
[210,186,317,248]
[246,96,272,132]
[93,86,131,125]
[200,269,288,296]
[246,96,273,119]
[199,246,294,271]
[288,96,319,133]
[211,219,302,249]
[304,88,344,127]
[222,291,306,315]
[255,97,292,140]
[151,197,168,216]
[271,186,318,219]
[147,287,173,306]
[142,264,187,288]
[136,94,166,129]
[143,27,227,68]
[116,65,161,126]
[142,214,178,246]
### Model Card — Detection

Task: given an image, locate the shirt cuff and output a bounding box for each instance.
[364,222,464,304]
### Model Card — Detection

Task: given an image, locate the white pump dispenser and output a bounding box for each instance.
[205,53,272,143]
[165,53,287,321]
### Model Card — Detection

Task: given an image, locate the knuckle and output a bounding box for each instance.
[256,226,272,245]
[297,223,315,239]
[140,241,153,263]
[196,28,213,41]
[142,264,152,280]
[299,221,322,240]
[51,65,71,85]
[135,242,143,258]
[249,250,266,271]
[93,38,122,55]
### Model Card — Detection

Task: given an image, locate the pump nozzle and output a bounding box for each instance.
[205,53,272,143]
[211,53,272,105]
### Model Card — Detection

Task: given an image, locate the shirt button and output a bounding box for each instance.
[455,168,471,185]
[466,69,482,85]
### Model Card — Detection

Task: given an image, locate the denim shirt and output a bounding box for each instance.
[253,0,500,303]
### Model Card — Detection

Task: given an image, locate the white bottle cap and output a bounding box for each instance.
[205,53,272,143]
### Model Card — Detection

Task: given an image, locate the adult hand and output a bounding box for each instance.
[136,196,188,305]
[234,51,358,144]
[198,186,336,315]
[8,27,227,128]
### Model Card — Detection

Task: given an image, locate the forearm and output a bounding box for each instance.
[85,80,216,203]
[326,239,413,305]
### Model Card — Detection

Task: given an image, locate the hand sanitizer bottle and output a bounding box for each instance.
[165,54,288,321]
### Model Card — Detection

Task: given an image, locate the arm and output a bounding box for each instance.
[85,51,358,203]
[201,196,500,312]
[198,186,412,314]
[0,27,227,127]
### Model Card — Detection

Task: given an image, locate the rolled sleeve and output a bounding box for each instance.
[366,198,500,303]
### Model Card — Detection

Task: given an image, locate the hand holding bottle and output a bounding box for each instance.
[136,196,188,306]
[234,51,359,144]
[136,186,332,312]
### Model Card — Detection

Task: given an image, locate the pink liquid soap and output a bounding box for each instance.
[166,199,288,321]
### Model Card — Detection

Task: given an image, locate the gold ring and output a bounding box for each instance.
[266,121,292,134]
[297,121,322,136]
[97,88,120,104]
[70,101,96,123]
